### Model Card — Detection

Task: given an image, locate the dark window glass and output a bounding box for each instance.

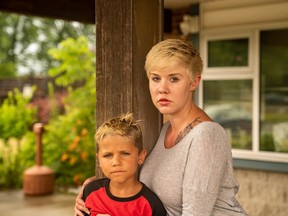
[208,38,249,67]
[203,80,252,150]
[260,28,288,153]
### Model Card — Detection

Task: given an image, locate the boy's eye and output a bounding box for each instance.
[121,152,130,156]
[103,153,112,158]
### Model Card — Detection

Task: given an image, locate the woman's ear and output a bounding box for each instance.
[190,74,201,91]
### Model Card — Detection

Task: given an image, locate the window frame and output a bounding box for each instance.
[199,24,288,163]
[203,32,254,77]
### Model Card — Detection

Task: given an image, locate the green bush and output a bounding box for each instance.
[0,88,36,189]
[0,137,23,188]
[43,36,96,187]
[1,36,96,189]
[0,88,36,141]
[260,133,275,151]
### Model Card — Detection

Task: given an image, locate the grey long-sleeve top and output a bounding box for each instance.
[139,121,248,216]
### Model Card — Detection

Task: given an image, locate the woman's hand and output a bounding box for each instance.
[74,191,88,216]
[74,176,97,216]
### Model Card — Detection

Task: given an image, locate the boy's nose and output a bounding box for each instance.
[112,155,121,166]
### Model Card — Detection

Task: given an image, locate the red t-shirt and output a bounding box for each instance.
[82,178,166,216]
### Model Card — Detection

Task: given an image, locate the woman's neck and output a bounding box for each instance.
[164,104,212,148]
[168,104,200,132]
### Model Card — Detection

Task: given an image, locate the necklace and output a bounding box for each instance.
[175,116,202,144]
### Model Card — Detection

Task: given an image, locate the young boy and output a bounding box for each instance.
[81,113,166,216]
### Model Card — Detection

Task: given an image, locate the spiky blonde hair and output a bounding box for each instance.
[95,112,143,153]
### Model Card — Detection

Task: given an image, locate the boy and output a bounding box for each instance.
[81,113,166,216]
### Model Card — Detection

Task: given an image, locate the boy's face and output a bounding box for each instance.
[97,134,146,184]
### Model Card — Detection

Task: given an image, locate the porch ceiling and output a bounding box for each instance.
[0,0,215,24]
[0,0,95,23]
[164,0,211,9]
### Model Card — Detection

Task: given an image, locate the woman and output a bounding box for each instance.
[75,39,248,216]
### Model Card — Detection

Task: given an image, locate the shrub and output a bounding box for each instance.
[0,88,36,188]
[0,88,36,141]
[43,36,96,186]
[0,36,96,189]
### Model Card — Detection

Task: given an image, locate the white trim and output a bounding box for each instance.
[253,31,260,153]
[202,31,254,77]
[232,150,288,163]
[201,21,288,35]
[201,74,254,80]
[201,1,288,30]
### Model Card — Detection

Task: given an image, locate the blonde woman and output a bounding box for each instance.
[75,39,247,216]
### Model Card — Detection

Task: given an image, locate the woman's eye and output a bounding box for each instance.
[151,76,160,82]
[170,77,179,82]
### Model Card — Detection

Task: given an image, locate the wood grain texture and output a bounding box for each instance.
[96,0,163,178]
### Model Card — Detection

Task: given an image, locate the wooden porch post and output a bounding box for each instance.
[95,0,163,177]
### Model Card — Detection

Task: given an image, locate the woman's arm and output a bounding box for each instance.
[182,123,230,215]
[74,176,97,216]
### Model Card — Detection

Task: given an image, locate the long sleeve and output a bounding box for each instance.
[182,123,230,215]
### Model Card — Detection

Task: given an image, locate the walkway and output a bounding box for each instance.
[0,189,78,216]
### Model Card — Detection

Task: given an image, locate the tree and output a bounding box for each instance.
[0,12,95,78]
[42,36,96,186]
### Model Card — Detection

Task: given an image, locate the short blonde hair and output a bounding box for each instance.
[95,113,143,153]
[145,39,203,81]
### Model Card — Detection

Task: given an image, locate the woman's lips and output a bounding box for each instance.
[158,98,170,106]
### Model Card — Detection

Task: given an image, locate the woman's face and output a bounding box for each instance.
[148,65,196,116]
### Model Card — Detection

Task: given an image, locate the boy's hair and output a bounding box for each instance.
[95,112,143,153]
[145,39,203,81]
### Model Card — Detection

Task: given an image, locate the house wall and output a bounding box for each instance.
[200,1,288,215]
[200,0,288,216]
[164,0,288,215]
[201,0,288,30]
[235,168,288,216]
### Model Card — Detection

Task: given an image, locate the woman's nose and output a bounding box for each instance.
[159,80,169,94]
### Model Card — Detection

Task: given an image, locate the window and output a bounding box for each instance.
[260,29,288,153]
[208,38,249,67]
[201,27,288,163]
[203,80,252,150]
